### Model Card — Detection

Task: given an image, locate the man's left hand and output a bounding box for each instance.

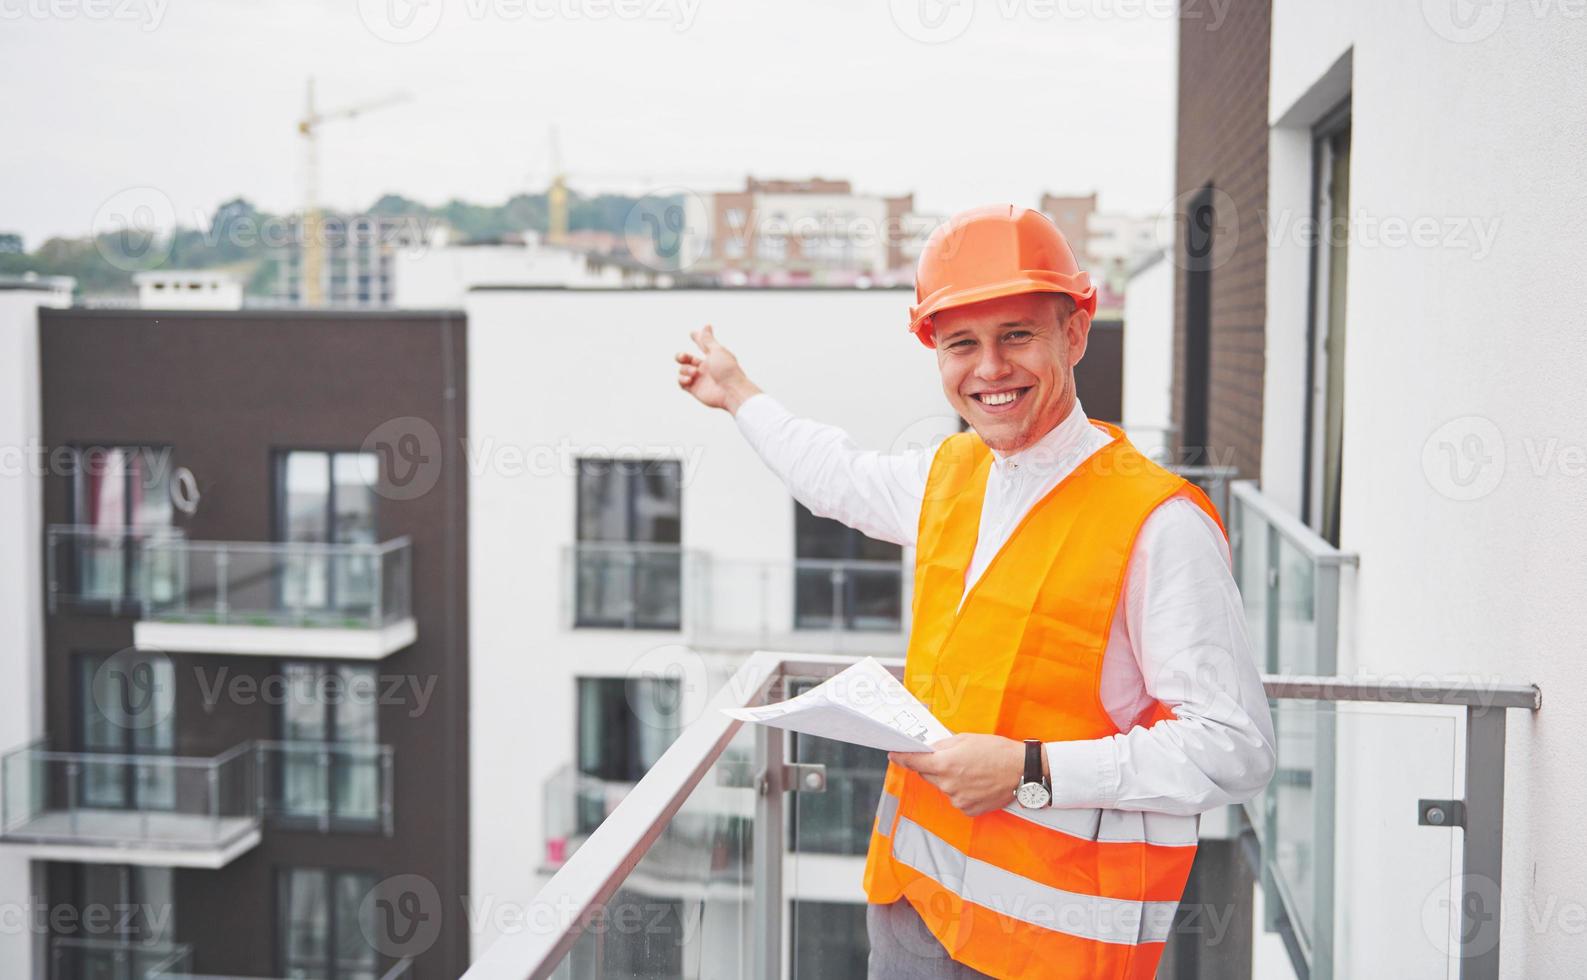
[888,733,1031,817]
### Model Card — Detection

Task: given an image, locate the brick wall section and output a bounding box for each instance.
[1172,0,1270,480]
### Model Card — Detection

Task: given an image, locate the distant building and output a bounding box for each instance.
[275,213,427,307]
[0,273,74,308]
[392,229,670,308]
[133,270,242,310]
[1039,192,1164,298]
[684,178,937,286]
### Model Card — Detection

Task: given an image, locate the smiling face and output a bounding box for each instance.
[932,291,1091,454]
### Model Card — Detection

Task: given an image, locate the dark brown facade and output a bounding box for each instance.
[1172,0,1270,477]
[36,308,469,978]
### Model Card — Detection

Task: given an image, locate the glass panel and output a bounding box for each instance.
[575,548,634,627]
[1256,701,1461,980]
[789,724,886,857]
[633,461,682,545]
[633,550,683,629]
[550,725,755,978]
[282,868,330,979]
[333,453,378,614]
[790,900,869,979]
[578,459,629,542]
[1276,536,1320,675]
[335,872,380,977]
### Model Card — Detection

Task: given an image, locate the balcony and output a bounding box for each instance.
[45,525,186,617]
[563,544,912,654]
[130,536,416,659]
[464,652,1540,980]
[49,938,192,980]
[0,740,394,867]
[0,741,261,868]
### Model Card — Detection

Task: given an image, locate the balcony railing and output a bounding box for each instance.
[46,524,186,617]
[0,740,261,868]
[129,536,416,658]
[49,937,193,980]
[0,739,395,865]
[562,544,912,653]
[464,652,1540,980]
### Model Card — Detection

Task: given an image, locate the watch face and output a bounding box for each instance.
[1016,782,1051,808]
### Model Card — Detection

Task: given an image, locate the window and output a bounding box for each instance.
[574,459,682,629]
[64,445,174,609]
[51,865,175,980]
[1304,102,1352,547]
[277,867,380,980]
[575,676,681,832]
[274,450,379,619]
[793,503,903,631]
[276,662,381,827]
[790,900,869,978]
[1181,186,1216,464]
[788,674,888,857]
[74,652,175,810]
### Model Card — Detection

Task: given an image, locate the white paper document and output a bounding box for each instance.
[722,657,953,753]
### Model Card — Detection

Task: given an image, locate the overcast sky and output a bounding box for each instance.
[1,0,1180,248]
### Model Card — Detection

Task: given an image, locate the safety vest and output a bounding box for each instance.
[862,422,1226,980]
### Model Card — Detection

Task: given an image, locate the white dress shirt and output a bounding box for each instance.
[734,393,1276,816]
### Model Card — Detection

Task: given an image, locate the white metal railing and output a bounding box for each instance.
[464,652,1538,980]
[138,536,413,629]
[562,543,912,652]
[45,524,187,616]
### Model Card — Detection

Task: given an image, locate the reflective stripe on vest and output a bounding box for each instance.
[860,423,1227,980]
[891,817,1180,945]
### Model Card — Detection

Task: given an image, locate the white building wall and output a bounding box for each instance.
[1266,8,1587,978]
[1120,254,1174,461]
[465,288,951,959]
[393,240,630,307]
[0,289,58,980]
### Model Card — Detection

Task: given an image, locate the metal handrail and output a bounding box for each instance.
[464,652,1540,980]
[1231,480,1357,566]
[145,534,413,556]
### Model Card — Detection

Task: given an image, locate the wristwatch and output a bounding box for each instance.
[1015,739,1051,808]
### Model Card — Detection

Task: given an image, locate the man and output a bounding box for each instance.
[675,205,1275,979]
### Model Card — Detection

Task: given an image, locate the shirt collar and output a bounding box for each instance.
[986,400,1092,475]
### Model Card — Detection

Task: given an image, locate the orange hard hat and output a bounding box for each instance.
[908,204,1097,348]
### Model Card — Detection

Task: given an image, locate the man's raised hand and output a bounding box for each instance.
[675,324,761,414]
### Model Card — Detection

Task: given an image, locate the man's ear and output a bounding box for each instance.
[1066,307,1092,367]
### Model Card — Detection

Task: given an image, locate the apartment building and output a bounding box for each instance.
[682,179,935,286]
[1038,193,1165,299]
[1165,2,1577,978]
[0,304,471,978]
[277,214,429,308]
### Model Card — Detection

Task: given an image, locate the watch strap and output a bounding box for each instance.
[1023,739,1043,786]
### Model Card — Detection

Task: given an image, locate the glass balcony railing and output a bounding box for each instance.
[0,740,260,863]
[46,524,186,616]
[49,937,193,980]
[137,536,413,630]
[1171,463,1240,524]
[1228,481,1356,677]
[561,544,912,652]
[0,740,394,862]
[256,740,395,835]
[464,653,1539,980]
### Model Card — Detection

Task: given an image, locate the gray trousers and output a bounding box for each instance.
[867,900,995,979]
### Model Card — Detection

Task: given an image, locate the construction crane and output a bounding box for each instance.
[297,78,411,307]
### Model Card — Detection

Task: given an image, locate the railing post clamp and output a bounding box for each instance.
[1418,798,1466,828]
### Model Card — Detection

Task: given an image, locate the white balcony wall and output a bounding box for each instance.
[1266,7,1587,977]
[465,287,951,958]
[0,288,60,980]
